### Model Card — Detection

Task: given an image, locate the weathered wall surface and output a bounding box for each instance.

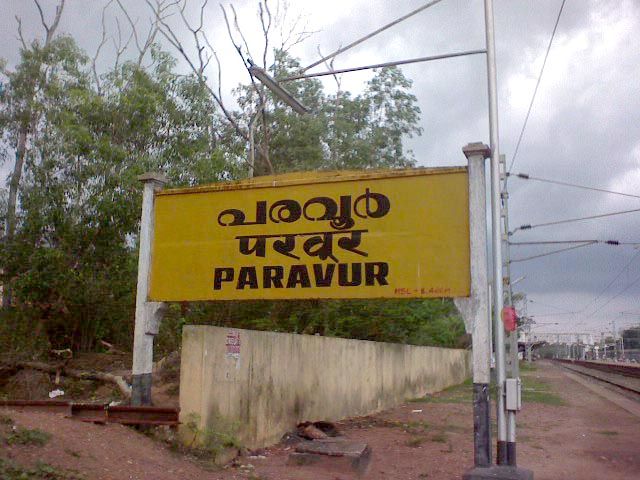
[179,325,471,449]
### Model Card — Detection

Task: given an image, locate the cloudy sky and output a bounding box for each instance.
[2,0,639,337]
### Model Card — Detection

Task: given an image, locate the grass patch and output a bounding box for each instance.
[519,361,537,373]
[5,427,52,446]
[405,436,426,448]
[0,458,84,479]
[65,448,82,458]
[166,383,180,396]
[403,420,429,434]
[150,413,241,466]
[0,414,13,425]
[431,432,448,443]
[440,423,466,433]
[412,379,472,405]
[520,374,565,406]
[596,430,618,436]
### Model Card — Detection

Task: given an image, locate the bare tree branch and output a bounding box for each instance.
[275,1,316,53]
[15,16,27,50]
[33,0,48,34]
[230,4,254,64]
[92,0,115,95]
[111,17,134,70]
[115,0,163,67]
[176,0,211,74]
[34,0,66,45]
[148,1,249,144]
[220,3,245,63]
[259,0,272,68]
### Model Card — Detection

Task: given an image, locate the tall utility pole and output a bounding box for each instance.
[500,153,521,464]
[484,0,509,467]
[500,154,519,376]
[478,3,531,477]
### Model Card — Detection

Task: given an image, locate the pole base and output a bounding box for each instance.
[463,466,533,480]
[131,373,152,406]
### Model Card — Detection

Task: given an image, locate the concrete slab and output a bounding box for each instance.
[463,466,534,480]
[288,439,371,475]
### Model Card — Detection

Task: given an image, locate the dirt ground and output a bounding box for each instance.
[0,352,180,407]
[1,361,639,479]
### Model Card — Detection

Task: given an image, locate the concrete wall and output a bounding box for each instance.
[179,325,471,449]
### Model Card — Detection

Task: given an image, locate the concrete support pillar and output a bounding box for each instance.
[132,173,168,406]
[455,142,492,468]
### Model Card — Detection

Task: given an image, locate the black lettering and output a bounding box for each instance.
[218,201,267,226]
[312,263,335,287]
[237,266,258,289]
[354,189,390,219]
[214,267,234,290]
[365,262,389,286]
[263,266,284,288]
[303,197,337,222]
[338,263,362,287]
[286,264,312,288]
[331,195,355,230]
[269,199,302,223]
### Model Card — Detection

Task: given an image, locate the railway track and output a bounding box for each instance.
[555,359,640,397]
[0,400,179,426]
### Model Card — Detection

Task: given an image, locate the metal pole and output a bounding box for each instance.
[501,154,519,465]
[132,173,168,406]
[484,0,508,466]
[283,49,487,81]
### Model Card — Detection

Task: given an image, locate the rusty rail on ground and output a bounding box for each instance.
[0,400,179,426]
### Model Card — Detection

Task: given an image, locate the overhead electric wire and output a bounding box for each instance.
[530,312,578,318]
[509,241,596,263]
[579,250,640,314]
[510,240,640,246]
[510,207,640,235]
[508,0,566,173]
[585,272,640,318]
[508,173,640,200]
[529,299,576,313]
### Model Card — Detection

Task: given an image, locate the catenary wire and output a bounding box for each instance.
[508,173,640,200]
[510,240,640,245]
[579,250,640,314]
[510,207,640,235]
[508,0,566,173]
[529,299,576,313]
[585,272,640,318]
[529,312,579,318]
[510,242,596,263]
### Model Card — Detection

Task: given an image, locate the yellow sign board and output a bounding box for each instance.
[149,168,470,301]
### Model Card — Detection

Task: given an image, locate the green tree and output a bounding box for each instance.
[1,40,234,351]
